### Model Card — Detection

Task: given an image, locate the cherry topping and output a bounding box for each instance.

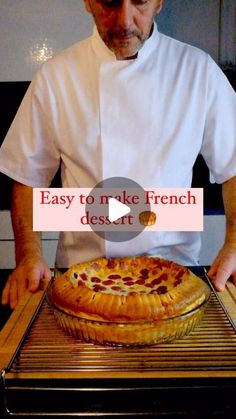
[136,278,146,285]
[174,278,182,287]
[91,277,101,283]
[93,284,106,292]
[107,259,116,269]
[111,286,122,291]
[140,268,149,278]
[151,277,162,286]
[123,276,133,281]
[108,274,121,279]
[103,280,114,286]
[157,285,168,294]
[125,281,135,286]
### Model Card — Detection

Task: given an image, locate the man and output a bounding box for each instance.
[0,0,236,309]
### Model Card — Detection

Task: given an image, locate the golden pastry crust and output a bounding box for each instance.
[51,257,209,322]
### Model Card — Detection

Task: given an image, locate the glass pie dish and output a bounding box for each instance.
[46,282,211,346]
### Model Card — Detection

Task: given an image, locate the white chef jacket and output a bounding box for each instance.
[0,24,236,268]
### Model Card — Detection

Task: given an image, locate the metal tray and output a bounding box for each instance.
[1,270,236,417]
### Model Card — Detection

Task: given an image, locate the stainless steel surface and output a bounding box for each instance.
[8,293,236,377]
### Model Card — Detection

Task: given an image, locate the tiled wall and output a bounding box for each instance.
[0,0,222,82]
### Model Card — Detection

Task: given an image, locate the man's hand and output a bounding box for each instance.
[208,176,236,291]
[208,244,236,291]
[1,256,51,310]
[1,181,52,310]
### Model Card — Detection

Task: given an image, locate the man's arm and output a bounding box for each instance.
[208,175,236,291]
[1,181,51,309]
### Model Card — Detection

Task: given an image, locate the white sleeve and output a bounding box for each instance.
[200,56,236,184]
[0,70,60,187]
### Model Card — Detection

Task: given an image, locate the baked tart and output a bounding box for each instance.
[48,256,210,346]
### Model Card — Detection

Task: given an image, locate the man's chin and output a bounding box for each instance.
[112,45,140,60]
